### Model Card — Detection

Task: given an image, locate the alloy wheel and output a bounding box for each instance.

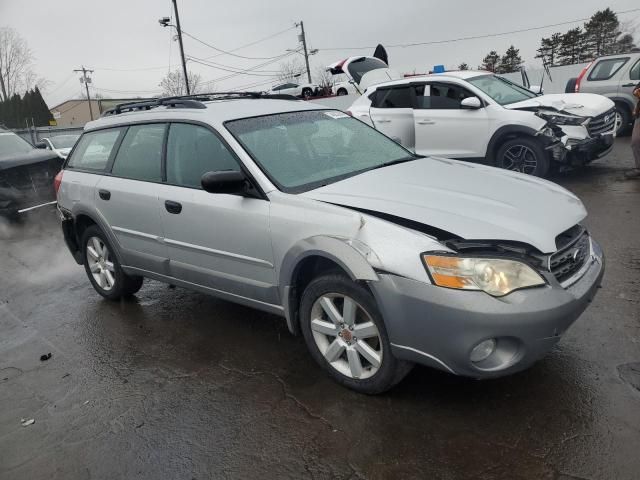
[86,236,115,291]
[309,293,383,379]
[502,144,538,174]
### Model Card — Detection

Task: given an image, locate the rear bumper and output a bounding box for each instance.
[370,240,605,378]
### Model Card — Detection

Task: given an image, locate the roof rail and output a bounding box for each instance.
[101,92,300,117]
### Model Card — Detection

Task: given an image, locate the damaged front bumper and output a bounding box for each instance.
[538,124,615,167]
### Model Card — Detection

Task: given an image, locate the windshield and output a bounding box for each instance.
[50,134,80,149]
[0,131,34,158]
[226,110,415,193]
[347,57,388,84]
[468,74,538,105]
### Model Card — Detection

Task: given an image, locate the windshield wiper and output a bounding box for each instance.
[370,155,422,171]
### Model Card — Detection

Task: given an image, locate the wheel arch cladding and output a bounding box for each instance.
[72,207,125,266]
[280,236,379,335]
[487,125,541,162]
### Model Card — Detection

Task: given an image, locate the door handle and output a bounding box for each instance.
[417,119,435,125]
[98,189,111,201]
[164,200,182,214]
[622,83,636,87]
[376,119,392,123]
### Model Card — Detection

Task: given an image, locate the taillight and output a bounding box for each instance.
[54,170,64,195]
[575,61,593,93]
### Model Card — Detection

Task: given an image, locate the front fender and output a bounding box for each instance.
[279,235,379,335]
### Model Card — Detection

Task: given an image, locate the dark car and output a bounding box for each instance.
[0,129,63,218]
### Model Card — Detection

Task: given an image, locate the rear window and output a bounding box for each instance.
[588,57,629,81]
[67,128,123,171]
[371,86,412,108]
[630,59,640,81]
[111,124,165,182]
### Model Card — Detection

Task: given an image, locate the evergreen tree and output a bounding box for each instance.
[497,46,523,73]
[32,87,52,126]
[481,51,500,72]
[558,28,584,65]
[615,33,636,53]
[583,8,620,57]
[458,63,469,71]
[535,33,563,66]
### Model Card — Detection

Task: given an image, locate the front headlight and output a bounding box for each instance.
[422,255,545,297]
[535,111,586,126]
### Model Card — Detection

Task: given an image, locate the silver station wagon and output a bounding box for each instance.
[55,93,604,393]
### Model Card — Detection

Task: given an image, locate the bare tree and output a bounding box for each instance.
[159,69,203,96]
[277,59,305,83]
[0,27,39,101]
[314,65,333,96]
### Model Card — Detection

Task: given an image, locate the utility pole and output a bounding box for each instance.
[296,21,312,84]
[172,0,190,95]
[74,66,94,120]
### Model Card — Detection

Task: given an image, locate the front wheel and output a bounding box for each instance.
[300,273,412,394]
[615,104,631,137]
[337,88,348,96]
[81,225,143,300]
[301,88,313,99]
[496,137,550,177]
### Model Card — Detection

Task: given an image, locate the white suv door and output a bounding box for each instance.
[368,85,415,149]
[412,81,490,158]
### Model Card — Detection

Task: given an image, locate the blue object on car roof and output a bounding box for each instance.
[433,65,445,73]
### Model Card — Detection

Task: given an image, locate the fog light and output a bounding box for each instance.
[470,339,496,363]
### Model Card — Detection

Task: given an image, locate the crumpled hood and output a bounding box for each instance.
[505,93,614,117]
[0,149,60,170]
[303,158,586,253]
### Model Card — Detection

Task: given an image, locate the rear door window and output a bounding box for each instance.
[67,128,123,172]
[371,86,413,108]
[166,123,240,189]
[111,124,165,182]
[588,58,629,81]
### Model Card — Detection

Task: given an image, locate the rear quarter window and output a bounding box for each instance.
[67,128,123,172]
[587,57,629,81]
[630,59,640,80]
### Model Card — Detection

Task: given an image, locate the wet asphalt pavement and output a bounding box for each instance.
[1,138,639,480]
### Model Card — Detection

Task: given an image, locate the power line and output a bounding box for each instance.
[199,50,300,85]
[182,29,290,60]
[318,7,640,51]
[199,25,296,61]
[186,55,285,76]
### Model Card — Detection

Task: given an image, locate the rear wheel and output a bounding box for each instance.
[81,225,143,300]
[496,137,550,177]
[337,88,348,96]
[300,273,412,394]
[301,88,313,99]
[614,103,631,137]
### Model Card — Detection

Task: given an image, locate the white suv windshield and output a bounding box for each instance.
[226,110,415,193]
[468,74,537,105]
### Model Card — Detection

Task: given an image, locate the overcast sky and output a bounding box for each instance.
[2,0,639,108]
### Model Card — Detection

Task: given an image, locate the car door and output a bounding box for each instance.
[412,81,490,158]
[585,56,630,99]
[368,85,415,149]
[157,122,276,304]
[95,123,169,274]
[619,57,640,110]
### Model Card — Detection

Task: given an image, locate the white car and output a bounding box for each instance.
[37,134,80,159]
[270,81,318,98]
[344,58,616,177]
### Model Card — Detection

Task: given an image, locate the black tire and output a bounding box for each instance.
[81,225,143,300]
[301,88,313,99]
[300,273,412,394]
[615,103,631,137]
[496,137,550,177]
[337,88,348,96]
[565,77,577,93]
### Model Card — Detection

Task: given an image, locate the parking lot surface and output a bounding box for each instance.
[1,138,639,480]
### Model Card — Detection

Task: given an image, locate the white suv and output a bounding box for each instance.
[348,68,616,177]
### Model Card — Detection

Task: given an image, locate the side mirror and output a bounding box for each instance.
[201,170,247,195]
[461,97,482,109]
[35,141,48,149]
[529,85,544,95]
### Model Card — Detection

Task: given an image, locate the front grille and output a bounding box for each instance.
[588,108,616,137]
[550,230,590,284]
